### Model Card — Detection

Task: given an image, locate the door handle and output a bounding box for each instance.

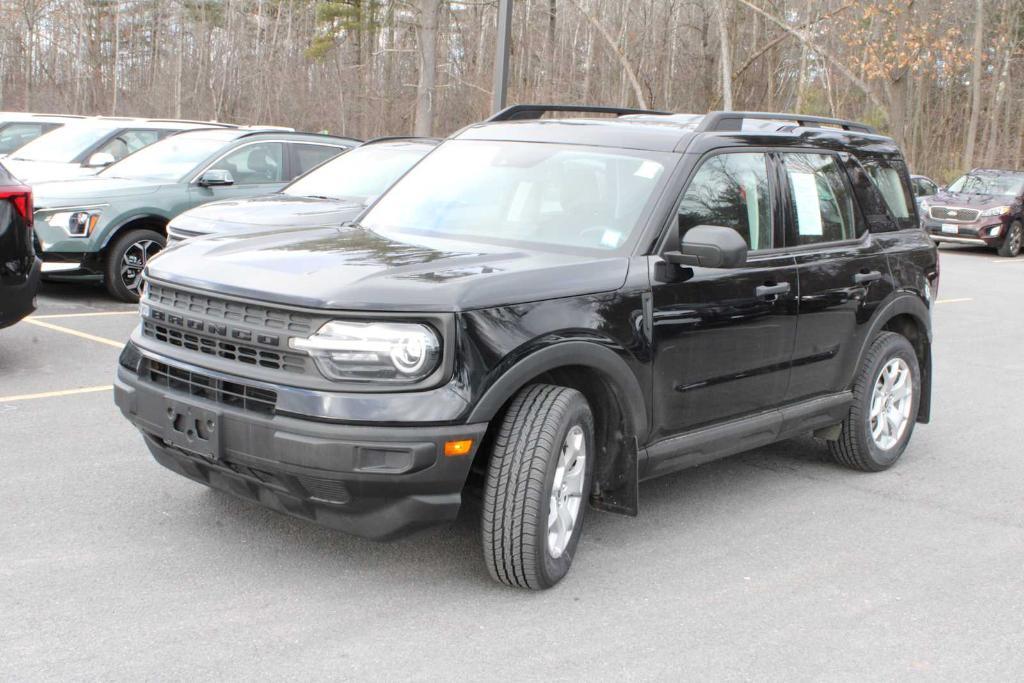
[854,270,882,284]
[755,282,791,298]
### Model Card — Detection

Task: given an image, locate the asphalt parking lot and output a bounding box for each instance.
[2,246,1022,680]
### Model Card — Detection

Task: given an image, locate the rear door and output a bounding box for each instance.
[778,151,896,403]
[649,150,798,441]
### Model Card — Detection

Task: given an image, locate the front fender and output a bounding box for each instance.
[466,339,649,444]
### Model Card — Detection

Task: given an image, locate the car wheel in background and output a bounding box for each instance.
[997,220,1022,258]
[482,384,594,590]
[829,332,921,472]
[104,228,165,302]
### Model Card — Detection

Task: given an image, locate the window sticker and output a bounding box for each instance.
[600,229,622,248]
[634,160,663,179]
[789,171,823,236]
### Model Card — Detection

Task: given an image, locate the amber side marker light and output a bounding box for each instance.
[444,439,474,457]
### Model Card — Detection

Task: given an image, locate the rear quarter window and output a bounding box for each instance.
[859,157,916,230]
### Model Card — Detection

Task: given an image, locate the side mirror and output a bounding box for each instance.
[86,152,115,168]
[664,225,748,269]
[198,169,234,187]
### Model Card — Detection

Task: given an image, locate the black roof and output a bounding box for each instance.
[458,104,894,155]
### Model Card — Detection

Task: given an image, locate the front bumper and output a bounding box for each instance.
[923,217,1007,247]
[114,351,489,540]
[0,256,41,329]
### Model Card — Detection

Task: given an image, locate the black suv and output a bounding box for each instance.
[921,168,1024,257]
[114,106,938,590]
[0,162,40,329]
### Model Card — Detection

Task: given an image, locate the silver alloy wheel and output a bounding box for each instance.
[547,425,586,559]
[869,357,913,450]
[120,239,161,293]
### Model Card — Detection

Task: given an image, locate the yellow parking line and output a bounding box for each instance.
[0,385,112,403]
[30,311,137,320]
[936,298,972,304]
[22,319,124,349]
[989,258,1024,264]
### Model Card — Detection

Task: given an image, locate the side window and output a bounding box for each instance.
[861,158,915,229]
[209,142,285,185]
[781,152,861,245]
[678,152,772,250]
[292,144,344,178]
[95,129,160,161]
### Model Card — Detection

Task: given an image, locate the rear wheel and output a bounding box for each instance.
[104,228,165,302]
[829,332,920,472]
[997,220,1022,258]
[482,384,594,590]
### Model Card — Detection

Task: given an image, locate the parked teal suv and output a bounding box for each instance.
[33,128,357,300]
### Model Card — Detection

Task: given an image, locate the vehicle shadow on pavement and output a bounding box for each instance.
[185,436,837,590]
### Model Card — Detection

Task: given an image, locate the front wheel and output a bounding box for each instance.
[482,384,594,590]
[828,332,920,471]
[997,220,1022,258]
[104,228,165,302]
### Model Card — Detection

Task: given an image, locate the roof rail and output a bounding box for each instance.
[360,135,442,146]
[487,103,673,122]
[698,111,876,135]
[145,119,238,128]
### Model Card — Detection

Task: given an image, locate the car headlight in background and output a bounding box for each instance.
[290,320,441,383]
[42,205,107,237]
[980,205,1011,217]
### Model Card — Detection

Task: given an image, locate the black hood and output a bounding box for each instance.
[171,194,365,235]
[146,225,628,312]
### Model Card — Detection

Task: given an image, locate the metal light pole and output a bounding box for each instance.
[491,0,514,114]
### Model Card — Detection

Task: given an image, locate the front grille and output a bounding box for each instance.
[145,283,315,334]
[145,359,277,415]
[929,206,980,223]
[143,321,306,373]
[296,476,352,504]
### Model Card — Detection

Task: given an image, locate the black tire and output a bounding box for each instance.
[482,384,594,590]
[829,332,920,472]
[997,220,1022,258]
[104,228,165,302]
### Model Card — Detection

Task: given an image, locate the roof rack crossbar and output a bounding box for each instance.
[698,111,876,135]
[488,103,673,122]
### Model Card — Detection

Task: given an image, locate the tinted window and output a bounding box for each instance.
[292,143,344,177]
[678,152,772,250]
[861,159,913,226]
[94,129,161,161]
[209,142,284,184]
[782,153,861,245]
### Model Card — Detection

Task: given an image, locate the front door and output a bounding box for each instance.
[189,141,290,207]
[650,151,798,442]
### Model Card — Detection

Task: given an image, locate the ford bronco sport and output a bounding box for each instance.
[114,106,938,590]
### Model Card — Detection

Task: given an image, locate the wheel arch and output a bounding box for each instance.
[99,213,170,251]
[855,293,933,423]
[467,341,648,516]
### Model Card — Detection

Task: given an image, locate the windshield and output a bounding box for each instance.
[360,140,674,252]
[0,122,56,154]
[947,173,1024,197]
[100,135,228,181]
[285,144,431,202]
[11,123,116,162]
